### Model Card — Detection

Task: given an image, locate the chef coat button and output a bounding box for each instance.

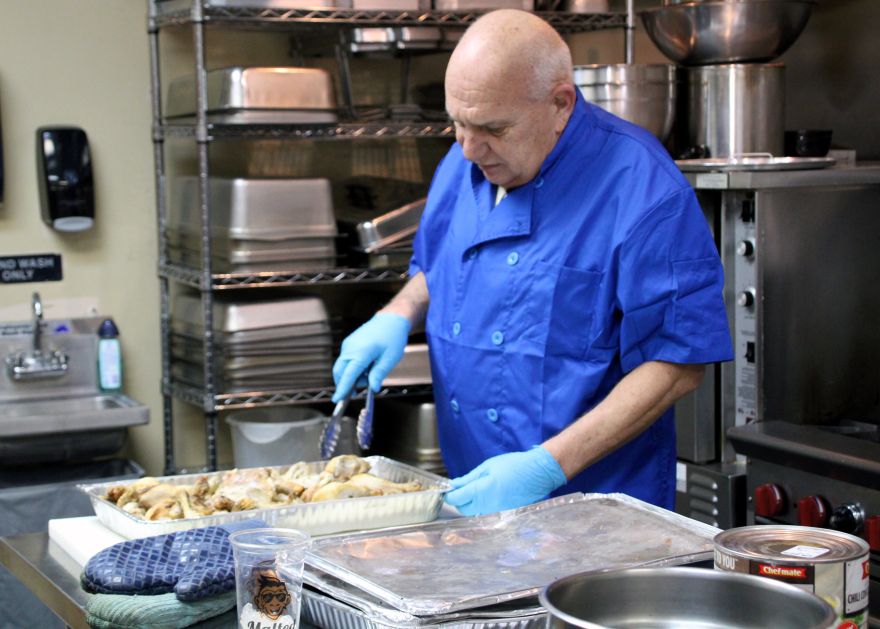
[487,408,499,422]
[491,331,504,346]
[468,249,478,260]
[451,399,460,412]
[453,322,461,336]
[507,252,519,266]
[535,177,544,188]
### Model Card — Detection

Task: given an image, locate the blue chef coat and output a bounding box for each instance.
[410,90,734,510]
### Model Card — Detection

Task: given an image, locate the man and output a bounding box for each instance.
[332,10,733,516]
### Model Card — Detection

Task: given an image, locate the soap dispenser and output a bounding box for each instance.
[98,319,122,392]
[36,126,94,232]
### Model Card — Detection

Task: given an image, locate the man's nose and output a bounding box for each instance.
[458,129,488,163]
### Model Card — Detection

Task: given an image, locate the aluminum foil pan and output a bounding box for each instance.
[306,493,719,615]
[78,457,450,540]
[304,567,545,628]
[302,588,547,629]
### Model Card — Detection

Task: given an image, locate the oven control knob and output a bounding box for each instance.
[797,495,829,528]
[737,240,755,257]
[737,288,756,308]
[754,484,784,518]
[829,504,865,535]
[864,516,880,551]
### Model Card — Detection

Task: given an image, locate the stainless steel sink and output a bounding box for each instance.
[0,393,149,437]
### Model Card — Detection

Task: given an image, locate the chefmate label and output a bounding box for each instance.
[0,254,62,284]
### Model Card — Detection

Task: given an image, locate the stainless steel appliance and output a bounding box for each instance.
[675,164,880,624]
[677,64,785,159]
[574,64,677,144]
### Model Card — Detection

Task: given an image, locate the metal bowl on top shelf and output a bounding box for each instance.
[574,64,677,143]
[541,567,837,629]
[640,0,816,66]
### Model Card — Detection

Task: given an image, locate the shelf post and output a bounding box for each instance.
[625,0,635,64]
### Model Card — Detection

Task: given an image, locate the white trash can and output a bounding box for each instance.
[226,407,325,468]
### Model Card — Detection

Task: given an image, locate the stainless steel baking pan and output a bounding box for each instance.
[171,361,333,388]
[79,457,450,540]
[168,230,337,258]
[168,248,338,274]
[383,344,431,385]
[171,242,337,264]
[159,0,344,12]
[374,400,441,463]
[302,587,547,629]
[171,176,337,241]
[305,493,719,616]
[433,0,533,10]
[356,198,425,253]
[676,155,836,172]
[172,333,333,360]
[173,295,329,332]
[165,67,337,122]
[348,29,441,54]
[173,321,331,346]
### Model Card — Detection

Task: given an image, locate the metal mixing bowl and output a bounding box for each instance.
[574,64,677,143]
[640,0,816,66]
[541,567,836,629]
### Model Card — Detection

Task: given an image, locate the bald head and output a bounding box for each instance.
[447,10,574,102]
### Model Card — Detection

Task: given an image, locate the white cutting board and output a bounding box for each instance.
[48,516,125,567]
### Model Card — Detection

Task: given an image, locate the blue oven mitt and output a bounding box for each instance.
[82,519,268,601]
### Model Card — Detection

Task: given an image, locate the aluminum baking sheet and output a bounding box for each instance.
[78,457,450,540]
[302,588,547,629]
[356,198,426,253]
[306,493,719,615]
[676,156,836,172]
[304,567,545,628]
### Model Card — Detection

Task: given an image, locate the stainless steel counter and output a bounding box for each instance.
[0,533,315,629]
[682,163,880,190]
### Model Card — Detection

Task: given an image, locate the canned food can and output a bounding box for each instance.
[715,526,870,629]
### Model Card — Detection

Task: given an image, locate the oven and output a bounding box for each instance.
[674,166,880,542]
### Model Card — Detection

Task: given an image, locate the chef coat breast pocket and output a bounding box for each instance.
[523,260,603,359]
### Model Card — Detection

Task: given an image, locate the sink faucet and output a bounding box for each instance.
[5,292,69,380]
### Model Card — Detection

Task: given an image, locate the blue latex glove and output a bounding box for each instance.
[332,313,411,403]
[445,446,567,517]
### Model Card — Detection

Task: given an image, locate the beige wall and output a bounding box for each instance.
[0,1,166,473]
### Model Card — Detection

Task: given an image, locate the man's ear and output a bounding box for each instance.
[551,84,577,133]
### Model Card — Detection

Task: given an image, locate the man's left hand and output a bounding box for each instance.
[445,446,567,517]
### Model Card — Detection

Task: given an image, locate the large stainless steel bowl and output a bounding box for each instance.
[540,567,836,629]
[640,1,815,66]
[574,64,676,143]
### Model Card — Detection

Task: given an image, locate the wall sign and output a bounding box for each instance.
[0,254,63,284]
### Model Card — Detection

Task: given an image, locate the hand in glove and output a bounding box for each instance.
[83,519,269,601]
[332,313,411,403]
[445,446,567,517]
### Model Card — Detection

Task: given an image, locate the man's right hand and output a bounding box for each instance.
[331,313,412,402]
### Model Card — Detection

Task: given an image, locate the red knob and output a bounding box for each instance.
[797,495,828,528]
[755,484,784,517]
[865,516,880,551]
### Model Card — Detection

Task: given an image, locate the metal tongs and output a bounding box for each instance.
[357,385,375,451]
[320,365,376,458]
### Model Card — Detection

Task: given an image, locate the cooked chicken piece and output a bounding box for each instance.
[213,468,279,511]
[274,480,305,498]
[144,500,183,521]
[189,477,217,514]
[309,482,373,503]
[112,477,159,507]
[325,455,371,481]
[176,487,213,518]
[302,455,372,501]
[122,502,146,517]
[138,483,180,510]
[282,462,321,488]
[348,473,422,496]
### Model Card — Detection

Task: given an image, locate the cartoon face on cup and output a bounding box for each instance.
[249,563,291,621]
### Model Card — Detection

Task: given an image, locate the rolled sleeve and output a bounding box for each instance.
[618,189,733,372]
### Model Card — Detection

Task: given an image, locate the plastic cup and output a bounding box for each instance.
[229,528,311,629]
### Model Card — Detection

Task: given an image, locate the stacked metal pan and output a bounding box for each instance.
[170,295,334,392]
[169,177,338,273]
